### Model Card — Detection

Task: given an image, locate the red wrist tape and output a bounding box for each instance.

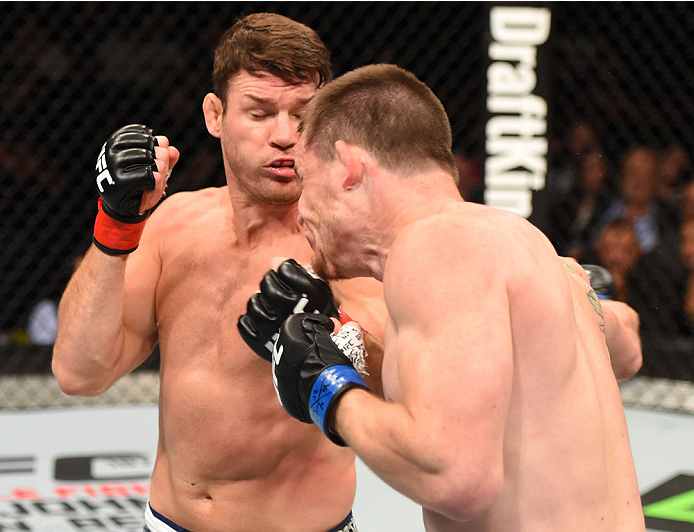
[337,310,369,336]
[338,310,353,325]
[93,198,147,255]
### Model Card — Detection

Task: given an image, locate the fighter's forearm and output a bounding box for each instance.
[333,390,436,499]
[602,300,642,381]
[332,388,494,521]
[52,245,138,395]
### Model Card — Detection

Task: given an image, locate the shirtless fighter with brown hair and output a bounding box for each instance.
[52,14,385,532]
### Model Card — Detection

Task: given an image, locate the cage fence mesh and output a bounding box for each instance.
[1,2,694,412]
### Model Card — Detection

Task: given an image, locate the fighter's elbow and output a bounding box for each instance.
[53,368,107,397]
[603,302,642,381]
[613,348,642,381]
[610,330,643,381]
[427,463,502,521]
[51,353,111,397]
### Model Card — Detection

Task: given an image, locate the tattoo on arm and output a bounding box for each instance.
[587,289,605,334]
[562,261,576,274]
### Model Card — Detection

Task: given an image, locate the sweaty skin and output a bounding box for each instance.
[52,72,386,532]
[295,134,644,531]
[141,190,357,530]
[338,203,644,532]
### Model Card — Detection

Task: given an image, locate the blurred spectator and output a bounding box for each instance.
[594,146,679,256]
[592,219,642,302]
[656,144,689,207]
[25,253,84,345]
[679,179,694,222]
[680,219,694,323]
[545,148,613,260]
[627,218,694,337]
[549,120,601,198]
[26,300,58,345]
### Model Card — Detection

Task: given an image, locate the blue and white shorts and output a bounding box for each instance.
[143,502,358,532]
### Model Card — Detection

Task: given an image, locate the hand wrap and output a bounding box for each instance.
[330,321,368,375]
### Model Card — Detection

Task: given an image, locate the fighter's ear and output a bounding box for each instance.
[335,140,365,190]
[203,93,223,138]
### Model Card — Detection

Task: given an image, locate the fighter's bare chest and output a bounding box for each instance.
[155,230,312,319]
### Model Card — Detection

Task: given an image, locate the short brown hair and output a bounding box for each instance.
[300,63,458,180]
[213,13,332,103]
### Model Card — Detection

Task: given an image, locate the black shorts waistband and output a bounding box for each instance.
[327,511,357,532]
[145,504,356,532]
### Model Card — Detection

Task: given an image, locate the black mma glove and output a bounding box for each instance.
[583,264,617,300]
[238,259,340,361]
[272,313,369,446]
[93,124,158,255]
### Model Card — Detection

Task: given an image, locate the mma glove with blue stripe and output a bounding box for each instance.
[272,313,369,446]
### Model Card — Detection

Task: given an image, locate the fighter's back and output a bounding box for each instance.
[452,204,644,531]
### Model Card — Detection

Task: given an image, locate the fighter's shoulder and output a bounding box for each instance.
[148,187,225,225]
[560,256,592,286]
[391,203,519,261]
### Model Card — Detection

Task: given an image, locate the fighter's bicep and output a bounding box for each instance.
[389,258,513,388]
[385,226,513,439]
